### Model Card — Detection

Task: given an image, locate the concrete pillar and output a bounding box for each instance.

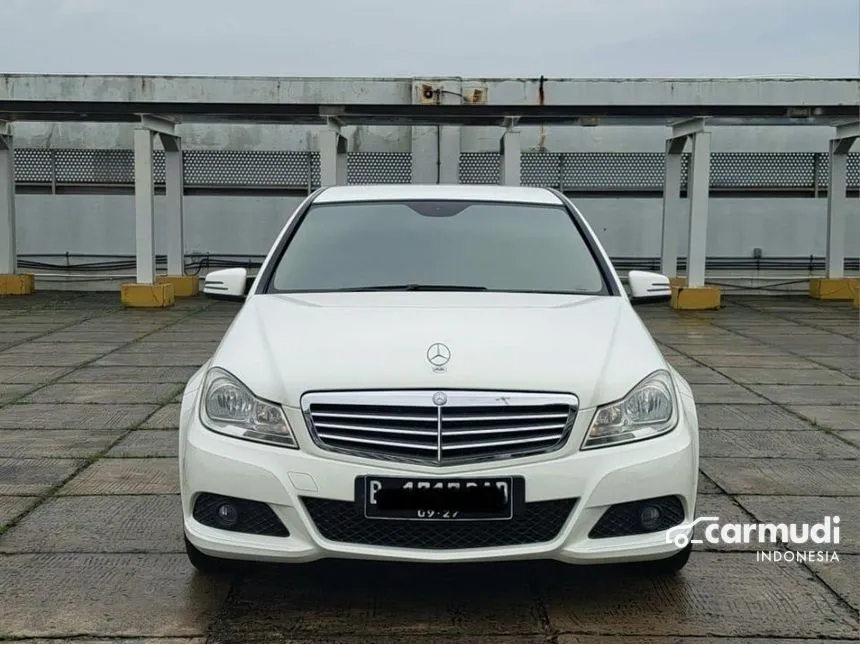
[133,127,156,285]
[659,137,685,278]
[500,130,521,186]
[411,125,437,183]
[663,118,719,310]
[122,116,177,308]
[825,138,848,279]
[154,133,197,298]
[163,137,184,277]
[411,80,461,184]
[0,124,16,275]
[319,129,348,186]
[0,122,32,295]
[811,122,859,301]
[686,131,711,289]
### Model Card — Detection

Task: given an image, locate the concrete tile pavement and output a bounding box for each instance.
[0,292,856,642]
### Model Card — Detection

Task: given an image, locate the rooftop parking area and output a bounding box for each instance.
[0,291,857,642]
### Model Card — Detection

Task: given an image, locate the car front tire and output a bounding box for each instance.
[184,535,242,575]
[636,543,692,576]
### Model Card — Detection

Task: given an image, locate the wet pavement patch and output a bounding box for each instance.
[21,382,180,405]
[0,458,86,495]
[0,553,229,639]
[696,404,815,430]
[699,429,860,459]
[140,403,181,429]
[0,403,159,430]
[701,458,860,496]
[538,552,858,640]
[786,405,860,431]
[0,496,39,528]
[0,429,123,458]
[107,430,179,458]
[0,495,184,553]
[59,457,179,495]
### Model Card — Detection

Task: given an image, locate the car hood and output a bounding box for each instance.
[211,292,668,410]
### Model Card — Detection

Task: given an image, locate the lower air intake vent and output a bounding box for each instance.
[301,497,576,549]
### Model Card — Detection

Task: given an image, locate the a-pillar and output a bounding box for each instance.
[500,121,521,186]
[810,122,859,303]
[661,118,720,310]
[122,115,179,308]
[0,121,34,296]
[319,119,348,186]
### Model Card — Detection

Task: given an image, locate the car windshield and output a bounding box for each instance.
[267,199,609,295]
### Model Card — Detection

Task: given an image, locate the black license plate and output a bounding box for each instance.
[361,476,515,521]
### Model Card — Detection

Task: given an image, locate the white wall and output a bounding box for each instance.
[16,194,858,260]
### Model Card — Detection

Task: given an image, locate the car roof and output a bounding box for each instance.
[313,184,564,205]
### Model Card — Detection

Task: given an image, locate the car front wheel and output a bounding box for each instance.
[184,535,242,575]
[635,543,692,576]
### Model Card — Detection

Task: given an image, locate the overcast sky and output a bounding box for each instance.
[0,0,857,78]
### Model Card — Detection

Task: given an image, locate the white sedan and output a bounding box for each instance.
[179,184,700,575]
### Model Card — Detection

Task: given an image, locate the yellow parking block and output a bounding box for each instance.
[120,282,175,308]
[0,273,35,296]
[809,278,858,301]
[156,275,199,298]
[670,285,721,310]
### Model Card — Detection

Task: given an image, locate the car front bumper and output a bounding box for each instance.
[180,389,699,565]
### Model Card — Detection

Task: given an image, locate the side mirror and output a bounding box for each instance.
[202,268,249,302]
[628,270,672,304]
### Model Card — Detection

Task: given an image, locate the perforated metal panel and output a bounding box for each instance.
[13,149,53,183]
[847,154,859,187]
[459,153,500,184]
[521,153,561,186]
[51,150,133,184]
[348,152,411,184]
[183,150,314,187]
[12,148,860,189]
[711,152,815,188]
[560,153,670,190]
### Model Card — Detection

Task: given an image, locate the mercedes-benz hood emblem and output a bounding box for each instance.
[426,342,451,367]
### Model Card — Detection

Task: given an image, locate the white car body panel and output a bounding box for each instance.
[180,184,700,566]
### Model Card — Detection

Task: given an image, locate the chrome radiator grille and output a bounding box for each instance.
[301,391,578,465]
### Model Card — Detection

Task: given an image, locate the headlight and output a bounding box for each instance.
[582,370,678,450]
[200,367,297,448]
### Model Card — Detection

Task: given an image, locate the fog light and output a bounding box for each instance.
[216,503,239,528]
[639,505,661,531]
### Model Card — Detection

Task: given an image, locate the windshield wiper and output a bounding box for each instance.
[330,284,489,292]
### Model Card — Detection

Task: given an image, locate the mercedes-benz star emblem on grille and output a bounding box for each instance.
[426,343,451,367]
[432,391,448,406]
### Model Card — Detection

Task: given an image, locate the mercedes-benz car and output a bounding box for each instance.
[180,184,700,575]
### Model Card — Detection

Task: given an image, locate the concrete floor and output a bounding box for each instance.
[0,292,857,643]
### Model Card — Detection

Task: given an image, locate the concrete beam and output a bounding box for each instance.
[137,114,177,137]
[4,75,857,110]
[670,117,707,139]
[319,129,348,186]
[834,121,860,145]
